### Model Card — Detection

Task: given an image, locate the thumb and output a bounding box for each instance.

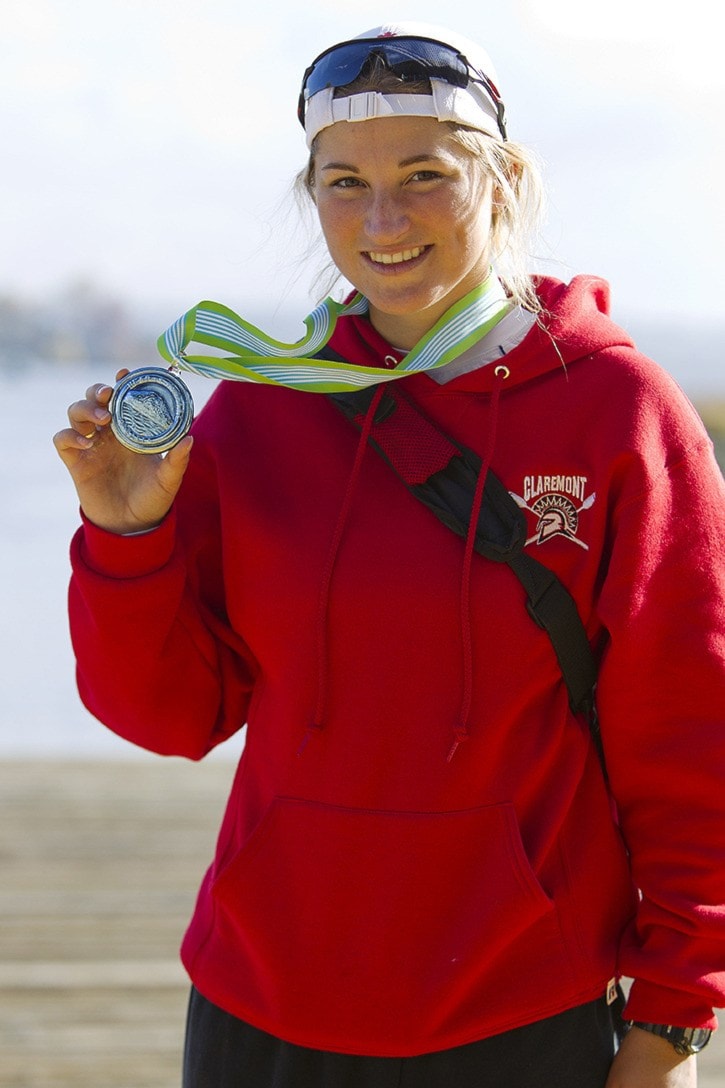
[159,434,194,492]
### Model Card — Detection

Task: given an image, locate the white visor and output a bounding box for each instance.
[305,79,503,147]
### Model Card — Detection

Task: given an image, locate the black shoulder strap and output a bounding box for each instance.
[325,377,604,771]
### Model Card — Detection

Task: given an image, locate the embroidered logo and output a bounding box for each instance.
[511,474,596,551]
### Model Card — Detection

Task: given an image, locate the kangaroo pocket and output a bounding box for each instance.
[208,797,563,1054]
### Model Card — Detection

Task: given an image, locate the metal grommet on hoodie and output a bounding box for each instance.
[109,366,194,454]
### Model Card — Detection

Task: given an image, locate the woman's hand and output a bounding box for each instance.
[605,1026,697,1088]
[53,371,194,535]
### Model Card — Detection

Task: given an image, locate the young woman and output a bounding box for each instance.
[54,22,725,1088]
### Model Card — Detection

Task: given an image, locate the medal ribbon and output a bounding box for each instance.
[157,271,511,393]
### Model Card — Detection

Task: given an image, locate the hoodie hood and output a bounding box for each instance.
[328,275,636,393]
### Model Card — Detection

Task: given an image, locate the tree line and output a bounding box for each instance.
[0,281,156,368]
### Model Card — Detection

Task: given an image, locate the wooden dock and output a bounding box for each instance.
[0,758,235,1088]
[1,759,724,1087]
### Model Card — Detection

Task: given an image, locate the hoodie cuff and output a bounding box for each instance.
[624,978,718,1031]
[76,508,177,579]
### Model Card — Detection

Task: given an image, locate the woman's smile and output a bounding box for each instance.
[365,245,430,268]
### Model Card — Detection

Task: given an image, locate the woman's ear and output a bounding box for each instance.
[490,183,508,229]
[307,163,318,204]
[491,160,521,220]
[503,159,523,196]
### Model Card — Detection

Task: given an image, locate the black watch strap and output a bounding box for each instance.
[628,1021,712,1056]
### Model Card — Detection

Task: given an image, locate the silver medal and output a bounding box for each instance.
[109,367,194,454]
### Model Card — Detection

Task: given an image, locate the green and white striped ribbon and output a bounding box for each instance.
[157,271,511,394]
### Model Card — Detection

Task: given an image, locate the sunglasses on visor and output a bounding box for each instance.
[297,36,507,140]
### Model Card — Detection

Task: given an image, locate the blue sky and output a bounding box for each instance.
[2,0,723,334]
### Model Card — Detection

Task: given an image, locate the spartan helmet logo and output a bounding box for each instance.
[511,484,596,551]
[531,494,579,544]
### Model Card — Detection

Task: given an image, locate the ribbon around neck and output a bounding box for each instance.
[157,271,512,394]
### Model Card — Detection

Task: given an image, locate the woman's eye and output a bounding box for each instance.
[331,176,362,190]
[410,170,442,182]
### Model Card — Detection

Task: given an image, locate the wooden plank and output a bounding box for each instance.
[0,758,232,1088]
[1,759,723,1087]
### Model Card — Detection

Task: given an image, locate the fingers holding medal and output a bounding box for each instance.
[57,381,115,450]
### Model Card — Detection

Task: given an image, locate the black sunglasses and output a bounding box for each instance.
[298,35,507,139]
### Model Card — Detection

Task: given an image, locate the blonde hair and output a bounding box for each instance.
[446,128,546,313]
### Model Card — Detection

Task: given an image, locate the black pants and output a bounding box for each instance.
[183,986,617,1088]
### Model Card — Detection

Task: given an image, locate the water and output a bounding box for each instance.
[0,348,721,757]
[0,362,235,759]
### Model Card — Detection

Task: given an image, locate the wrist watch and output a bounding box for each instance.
[628,1021,712,1055]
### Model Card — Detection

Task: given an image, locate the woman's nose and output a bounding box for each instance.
[364,191,410,242]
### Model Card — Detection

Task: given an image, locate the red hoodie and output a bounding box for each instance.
[69,276,725,1055]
